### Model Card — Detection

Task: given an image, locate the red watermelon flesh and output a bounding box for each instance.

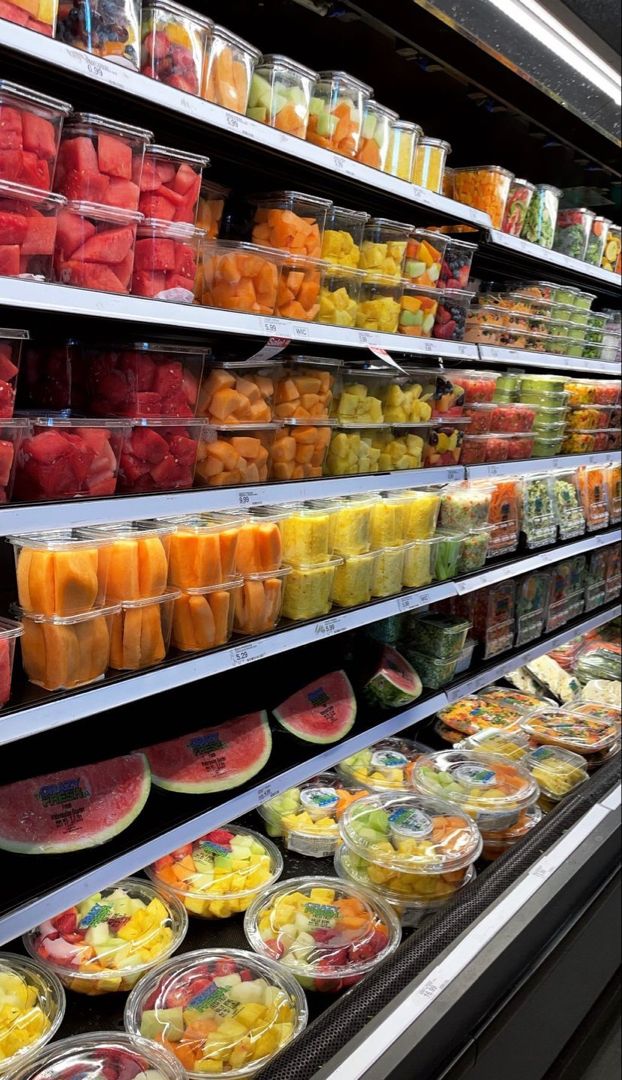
[0,102,58,190]
[86,348,199,417]
[104,178,140,211]
[273,671,357,744]
[0,245,20,276]
[0,149,23,180]
[21,112,56,161]
[0,439,15,492]
[0,212,28,244]
[61,169,110,203]
[14,425,118,500]
[56,260,125,293]
[18,152,50,190]
[70,225,134,265]
[0,2,30,26]
[118,424,197,492]
[55,209,96,258]
[0,753,151,854]
[97,132,132,179]
[138,161,201,223]
[22,212,57,256]
[138,195,176,221]
[132,270,166,298]
[0,637,12,707]
[143,711,272,794]
[0,380,16,418]
[363,646,423,709]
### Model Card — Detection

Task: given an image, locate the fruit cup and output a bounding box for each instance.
[148,826,283,918]
[386,120,421,181]
[78,522,172,601]
[325,426,383,475]
[403,229,447,287]
[413,749,539,831]
[202,24,260,114]
[195,423,278,487]
[357,275,403,333]
[501,178,535,236]
[138,143,208,224]
[578,464,609,532]
[168,516,242,589]
[6,1035,187,1080]
[371,543,407,598]
[330,548,378,607]
[585,215,610,266]
[247,54,317,138]
[54,113,152,209]
[80,341,205,417]
[260,771,365,850]
[196,179,229,239]
[398,283,439,337]
[526,746,589,804]
[522,184,561,248]
[337,737,430,793]
[271,420,332,481]
[0,954,64,1072]
[56,0,141,66]
[0,180,65,279]
[0,327,26,417]
[318,264,362,327]
[234,566,290,634]
[601,223,621,273]
[461,403,494,434]
[18,602,120,690]
[13,417,127,501]
[251,191,331,259]
[490,402,536,433]
[412,136,451,192]
[0,81,71,190]
[355,100,398,170]
[438,238,476,289]
[371,426,425,471]
[0,616,23,708]
[521,708,617,758]
[199,239,283,315]
[332,368,393,423]
[140,0,212,96]
[197,360,275,425]
[401,370,465,418]
[0,418,28,502]
[553,208,595,261]
[274,253,321,321]
[321,204,369,267]
[402,536,442,588]
[2,0,58,35]
[452,166,513,230]
[279,503,332,564]
[25,878,187,994]
[450,369,499,404]
[131,219,204,302]
[11,531,116,615]
[307,70,372,158]
[233,513,283,574]
[117,418,202,493]
[360,217,410,279]
[109,587,179,670]
[125,948,307,1071]
[171,576,243,650]
[379,377,433,424]
[282,556,343,620]
[422,419,468,466]
[53,200,142,293]
[273,356,340,421]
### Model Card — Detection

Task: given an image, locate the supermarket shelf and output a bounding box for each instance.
[0,529,619,745]
[485,230,622,288]
[476,345,621,376]
[0,22,489,228]
[464,451,620,480]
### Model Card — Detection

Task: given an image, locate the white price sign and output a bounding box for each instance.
[397,591,432,613]
[237,489,263,507]
[314,616,346,638]
[231,641,264,667]
[256,781,281,802]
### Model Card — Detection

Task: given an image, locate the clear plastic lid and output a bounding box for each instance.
[9,529,114,552]
[137,220,205,241]
[0,80,72,115]
[147,826,282,903]
[0,615,23,641]
[65,113,153,141]
[0,953,65,1074]
[334,845,476,914]
[525,746,588,801]
[340,792,482,874]
[412,751,539,822]
[453,164,513,179]
[256,54,318,79]
[210,24,261,60]
[480,803,542,842]
[116,587,181,611]
[244,877,400,980]
[436,696,524,737]
[145,143,211,168]
[5,1033,186,1080]
[520,708,618,754]
[62,200,143,223]
[316,71,373,93]
[260,772,365,841]
[569,701,621,726]
[418,137,452,151]
[336,737,432,792]
[392,120,423,134]
[125,948,307,1076]
[458,729,531,761]
[0,181,67,208]
[16,602,121,626]
[480,686,548,712]
[0,328,28,340]
[24,878,188,983]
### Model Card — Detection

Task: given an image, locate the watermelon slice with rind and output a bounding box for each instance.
[143,711,272,794]
[364,646,423,709]
[273,671,356,744]
[0,753,151,855]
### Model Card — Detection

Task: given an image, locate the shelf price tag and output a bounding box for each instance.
[246,336,290,363]
[256,781,281,802]
[313,616,346,638]
[237,489,263,508]
[455,574,491,596]
[397,591,432,613]
[231,641,265,667]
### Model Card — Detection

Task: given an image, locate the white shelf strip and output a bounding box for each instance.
[477,345,621,376]
[465,451,619,480]
[486,230,621,288]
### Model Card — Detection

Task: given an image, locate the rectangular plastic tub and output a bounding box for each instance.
[202,24,260,114]
[234,566,290,633]
[0,80,72,188]
[78,522,172,601]
[0,180,65,279]
[567,404,612,431]
[56,0,140,64]
[402,537,442,589]
[386,120,421,181]
[251,191,331,258]
[270,420,332,480]
[274,254,322,321]
[405,649,459,689]
[53,200,142,293]
[13,417,127,501]
[356,275,403,332]
[279,504,333,565]
[578,465,610,532]
[501,179,535,235]
[433,288,471,341]
[307,71,372,158]
[332,369,394,424]
[138,144,208,224]
[521,474,557,550]
[462,403,494,434]
[131,220,203,302]
[55,113,152,209]
[439,238,476,290]
[487,477,520,557]
[403,229,447,287]
[11,531,114,615]
[19,603,120,690]
[195,423,278,487]
[526,746,588,802]
[450,369,499,405]
[281,557,342,620]
[80,341,205,417]
[273,357,341,422]
[398,285,440,337]
[458,525,493,573]
[433,530,466,580]
[532,432,565,458]
[412,137,451,193]
[360,217,411,278]
[171,577,242,650]
[325,426,384,475]
[198,240,283,315]
[197,360,275,424]
[0,327,27,418]
[321,205,369,267]
[331,549,377,607]
[423,419,469,466]
[453,637,477,676]
[196,179,230,240]
[561,430,596,455]
[371,544,407,598]
[140,0,212,96]
[167,517,242,589]
[117,418,202,493]
[0,418,29,502]
[584,549,608,613]
[452,165,514,229]
[552,469,586,541]
[553,208,594,261]
[0,616,23,709]
[247,55,317,139]
[355,100,398,170]
[316,494,376,556]
[489,403,536,433]
[317,264,362,327]
[109,587,179,670]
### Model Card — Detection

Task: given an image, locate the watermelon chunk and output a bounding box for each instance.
[14,424,118,500]
[138,159,162,192]
[0,438,15,490]
[57,261,125,293]
[22,212,57,256]
[0,246,20,276]
[98,132,132,179]
[363,646,423,708]
[70,225,135,265]
[143,712,272,794]
[60,169,110,203]
[57,135,99,175]
[105,178,139,211]
[0,211,28,244]
[21,112,56,161]
[129,425,169,463]
[0,149,23,180]
[273,671,357,744]
[132,270,165,297]
[55,209,96,258]
[134,237,176,271]
[18,152,50,190]
[0,637,13,707]
[139,194,176,221]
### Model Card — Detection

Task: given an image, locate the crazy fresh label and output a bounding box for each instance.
[188,982,239,1018]
[200,840,232,856]
[300,787,339,813]
[453,764,497,787]
[371,751,408,769]
[80,902,113,930]
[38,777,91,807]
[388,806,433,838]
[304,902,339,929]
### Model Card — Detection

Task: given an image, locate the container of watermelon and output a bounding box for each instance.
[364,644,423,709]
[138,143,209,224]
[54,113,153,210]
[13,417,129,501]
[0,180,66,279]
[131,219,204,303]
[0,327,27,418]
[117,418,203,493]
[80,341,206,418]
[0,418,29,503]
[20,339,77,412]
[0,616,23,709]
[53,200,143,294]
[0,81,72,190]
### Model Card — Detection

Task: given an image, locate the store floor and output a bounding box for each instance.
[543,973,621,1079]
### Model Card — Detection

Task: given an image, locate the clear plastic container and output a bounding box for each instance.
[320,204,369,267]
[405,612,471,660]
[459,728,531,761]
[0,953,64,1073]
[454,637,477,675]
[139,144,208,224]
[25,878,187,994]
[440,482,493,531]
[578,464,610,532]
[452,165,513,229]
[403,229,447,288]
[0,327,27,418]
[330,549,377,607]
[501,178,535,236]
[131,219,203,302]
[521,708,618,755]
[432,528,465,580]
[0,81,71,189]
[272,419,332,480]
[231,514,283,574]
[13,417,127,501]
[168,517,243,589]
[55,113,152,209]
[356,100,398,170]
[1,0,58,34]
[521,184,561,248]
[281,556,342,619]
[202,24,260,113]
[8,1034,187,1080]
[272,356,341,423]
[402,537,442,589]
[567,404,612,431]
[234,566,290,634]
[325,425,384,475]
[402,649,459,689]
[140,0,212,95]
[147,826,282,919]
[585,215,610,266]
[386,120,422,181]
[458,524,493,573]
[53,200,142,293]
[0,616,22,709]
[359,218,411,280]
[244,876,401,992]
[413,750,539,830]
[432,288,471,341]
[197,178,230,240]
[80,341,205,417]
[247,55,316,138]
[607,462,621,524]
[0,418,28,502]
[437,695,524,739]
[450,369,499,404]
[601,223,621,273]
[438,238,477,289]
[553,208,595,261]
[486,477,520,556]
[278,503,332,564]
[572,288,596,311]
[552,469,586,540]
[259,771,365,855]
[307,71,372,157]
[117,418,202,493]
[531,403,568,433]
[125,948,307,1072]
[273,253,322,321]
[76,522,172,601]
[398,284,439,337]
[337,737,430,793]
[196,423,276,487]
[18,602,119,689]
[199,239,283,315]
[318,263,362,327]
[0,181,65,280]
[371,544,407,598]
[250,191,330,258]
[171,577,241,650]
[55,0,140,64]
[108,588,178,670]
[422,419,469,466]
[480,804,542,859]
[525,745,588,802]
[521,474,557,549]
[316,493,375,555]
[197,360,275,424]
[531,431,565,458]
[412,136,451,192]
[11,531,115,615]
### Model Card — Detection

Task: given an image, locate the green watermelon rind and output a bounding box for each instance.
[364,647,423,709]
[0,753,151,856]
[148,712,273,794]
[273,671,357,745]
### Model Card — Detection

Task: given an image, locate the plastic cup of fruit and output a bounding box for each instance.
[564,379,598,406]
[521,184,561,248]
[318,264,363,327]
[440,482,493,531]
[0,328,27,419]
[321,205,369,267]
[199,240,284,315]
[195,422,278,488]
[337,737,431,793]
[433,288,471,341]
[10,531,117,617]
[76,521,173,601]
[53,200,143,293]
[0,181,66,279]
[331,368,394,424]
[501,178,535,235]
[592,379,620,406]
[461,403,494,434]
[312,493,375,555]
[247,55,317,138]
[281,556,343,620]
[24,877,187,995]
[601,223,621,272]
[561,429,597,455]
[402,536,443,588]
[413,750,539,831]
[0,952,64,1073]
[250,191,331,258]
[480,804,542,860]
[519,373,567,400]
[233,566,290,634]
[0,418,28,501]
[412,136,451,192]
[80,341,205,418]
[307,70,372,157]
[196,179,230,239]
[520,708,618,757]
[132,220,204,302]
[567,405,612,431]
[450,369,499,404]
[553,208,595,261]
[585,215,610,266]
[55,0,141,65]
[370,544,407,598]
[171,576,242,650]
[422,420,469,466]
[202,25,260,113]
[147,826,283,919]
[55,113,152,209]
[273,419,333,480]
[439,238,476,289]
[386,120,422,181]
[525,746,588,802]
[140,1,212,96]
[117,418,202,493]
[459,728,531,761]
[279,503,333,564]
[244,876,401,993]
[272,254,323,321]
[398,283,439,337]
[403,229,448,288]
[197,359,277,424]
[7,1033,187,1080]
[13,417,128,501]
[108,589,178,671]
[329,549,377,607]
[359,218,411,279]
[0,81,72,189]
[139,144,209,225]
[260,772,366,856]
[355,100,398,170]
[452,165,514,230]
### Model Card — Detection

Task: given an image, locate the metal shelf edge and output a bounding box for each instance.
[465,451,619,479]
[486,230,622,287]
[477,345,621,375]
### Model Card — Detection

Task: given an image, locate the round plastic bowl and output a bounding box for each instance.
[412,750,539,832]
[124,948,308,1076]
[244,876,401,992]
[23,877,188,995]
[147,826,283,919]
[5,1033,186,1080]
[0,954,65,1075]
[336,736,432,793]
[258,772,366,857]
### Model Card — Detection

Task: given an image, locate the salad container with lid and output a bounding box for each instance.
[244,876,401,992]
[336,737,431,793]
[259,772,365,856]
[520,708,618,756]
[413,750,539,831]
[436,695,524,739]
[0,954,65,1074]
[5,1033,186,1080]
[125,948,307,1073]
